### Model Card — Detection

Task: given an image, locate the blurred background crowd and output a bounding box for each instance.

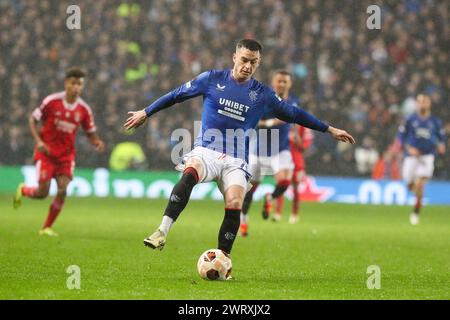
[1,0,449,178]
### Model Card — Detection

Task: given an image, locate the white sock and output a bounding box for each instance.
[159,216,174,236]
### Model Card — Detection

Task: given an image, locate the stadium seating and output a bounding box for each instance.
[0,0,448,178]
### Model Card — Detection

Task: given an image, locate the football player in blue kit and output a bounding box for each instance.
[124,39,355,259]
[397,93,446,225]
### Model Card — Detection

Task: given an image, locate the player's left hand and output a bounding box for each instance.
[124,110,147,130]
[327,126,356,144]
[437,144,446,155]
[93,139,105,153]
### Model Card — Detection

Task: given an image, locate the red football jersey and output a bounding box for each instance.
[289,125,313,171]
[32,91,96,161]
[289,125,313,152]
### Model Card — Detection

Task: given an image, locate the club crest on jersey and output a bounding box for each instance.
[249,90,258,102]
[185,77,198,89]
[216,83,226,91]
[75,112,81,122]
[65,112,70,118]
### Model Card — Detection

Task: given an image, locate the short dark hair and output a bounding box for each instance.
[236,39,263,54]
[65,67,86,79]
[272,70,292,78]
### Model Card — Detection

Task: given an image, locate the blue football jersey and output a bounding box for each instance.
[144,69,328,162]
[397,113,445,155]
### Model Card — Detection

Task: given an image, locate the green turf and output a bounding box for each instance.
[0,195,449,299]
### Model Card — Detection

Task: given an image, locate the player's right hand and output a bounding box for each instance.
[124,110,147,130]
[437,144,446,155]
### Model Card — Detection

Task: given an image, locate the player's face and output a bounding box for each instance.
[271,73,292,98]
[416,94,431,115]
[64,77,84,99]
[232,48,261,82]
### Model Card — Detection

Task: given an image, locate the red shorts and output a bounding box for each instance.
[36,158,75,182]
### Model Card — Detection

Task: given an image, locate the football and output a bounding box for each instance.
[197,249,232,280]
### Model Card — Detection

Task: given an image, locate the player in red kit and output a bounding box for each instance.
[275,125,313,223]
[13,68,105,236]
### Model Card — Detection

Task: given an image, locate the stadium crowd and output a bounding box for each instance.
[1,0,449,178]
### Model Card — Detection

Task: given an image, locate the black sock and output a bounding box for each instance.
[164,168,198,221]
[241,190,254,216]
[218,208,241,254]
[271,181,290,198]
[242,183,258,216]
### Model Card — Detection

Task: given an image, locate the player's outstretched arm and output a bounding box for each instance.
[124,71,211,130]
[268,89,355,144]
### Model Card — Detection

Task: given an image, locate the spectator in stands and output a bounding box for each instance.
[0,0,448,179]
[355,137,379,176]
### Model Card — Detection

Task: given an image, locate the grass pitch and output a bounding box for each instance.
[0,195,449,299]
